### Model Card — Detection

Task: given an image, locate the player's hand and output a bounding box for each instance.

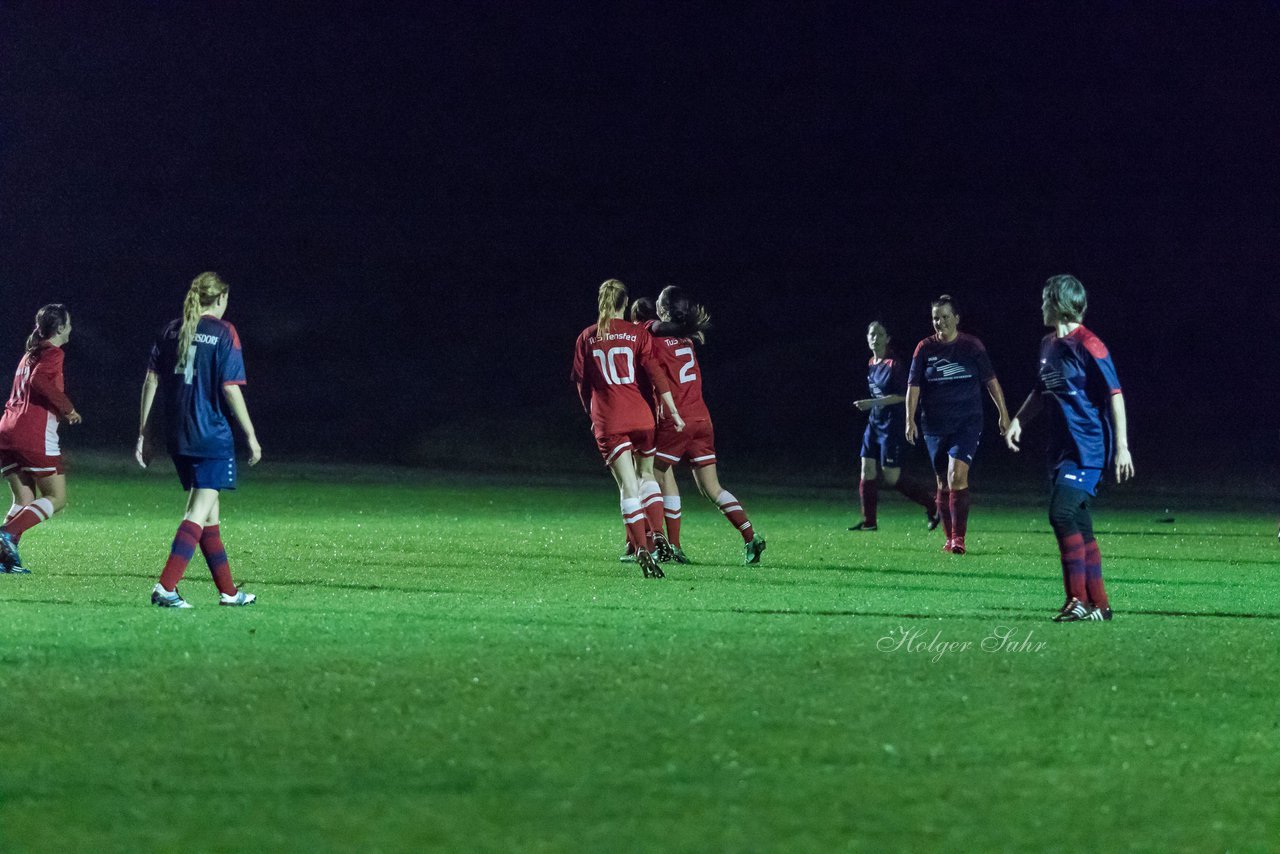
[135,434,152,469]
[904,422,917,445]
[997,412,1011,436]
[672,411,686,433]
[1004,418,1022,452]
[1114,448,1134,483]
[66,410,83,425]
[247,437,263,466]
[853,398,875,412]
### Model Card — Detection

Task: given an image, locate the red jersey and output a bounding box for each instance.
[571,319,669,437]
[0,343,76,456]
[644,321,711,423]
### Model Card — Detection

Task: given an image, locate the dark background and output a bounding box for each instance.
[2,2,1277,489]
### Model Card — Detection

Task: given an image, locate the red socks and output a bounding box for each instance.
[937,488,953,540]
[159,520,203,591]
[200,524,237,596]
[663,496,682,547]
[715,490,754,542]
[3,497,56,539]
[949,489,971,540]
[1083,539,1108,608]
[858,479,879,526]
[1056,531,1087,601]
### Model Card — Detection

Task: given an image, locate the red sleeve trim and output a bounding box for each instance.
[222,380,247,386]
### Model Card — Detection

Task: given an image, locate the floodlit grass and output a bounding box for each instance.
[1,466,1277,851]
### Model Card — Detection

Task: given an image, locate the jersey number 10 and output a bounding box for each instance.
[591,347,635,386]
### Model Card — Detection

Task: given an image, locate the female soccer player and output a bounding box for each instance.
[905,295,1011,554]
[137,272,261,607]
[850,320,939,532]
[0,305,83,574]
[1005,275,1134,621]
[571,279,684,578]
[645,285,766,566]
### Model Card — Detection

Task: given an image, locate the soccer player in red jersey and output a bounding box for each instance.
[137,272,262,607]
[571,279,685,578]
[645,285,766,566]
[0,305,83,573]
[1006,275,1134,621]
[905,295,1011,554]
[850,321,939,532]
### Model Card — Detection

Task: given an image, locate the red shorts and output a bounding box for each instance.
[654,418,716,470]
[0,447,65,478]
[595,428,656,466]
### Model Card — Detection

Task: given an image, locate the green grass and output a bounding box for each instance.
[1,466,1278,852]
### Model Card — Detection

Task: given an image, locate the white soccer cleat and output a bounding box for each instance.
[219,590,256,606]
[151,583,193,609]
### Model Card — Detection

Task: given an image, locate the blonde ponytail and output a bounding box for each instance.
[177,272,229,370]
[596,278,628,340]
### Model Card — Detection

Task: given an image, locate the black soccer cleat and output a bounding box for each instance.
[636,549,665,579]
[670,546,692,564]
[926,508,942,531]
[1053,597,1089,622]
[651,531,675,563]
[1083,606,1113,621]
[743,534,766,565]
[847,521,878,531]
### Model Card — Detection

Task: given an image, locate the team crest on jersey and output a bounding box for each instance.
[928,358,971,380]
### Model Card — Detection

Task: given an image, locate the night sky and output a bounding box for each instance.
[3,3,1278,481]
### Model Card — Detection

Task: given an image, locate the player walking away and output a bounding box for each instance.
[571,279,685,579]
[136,272,261,607]
[850,321,939,532]
[0,305,83,573]
[1006,275,1134,621]
[905,295,1011,555]
[646,285,767,566]
[614,296,672,564]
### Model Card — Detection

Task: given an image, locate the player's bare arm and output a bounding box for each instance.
[986,377,1011,435]
[1005,389,1043,452]
[136,370,159,468]
[1110,392,1134,482]
[221,384,262,466]
[904,386,920,444]
[854,394,905,411]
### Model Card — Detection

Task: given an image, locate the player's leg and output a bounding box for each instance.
[881,433,938,527]
[0,470,36,571]
[944,432,980,554]
[635,448,671,560]
[693,463,765,564]
[852,454,880,530]
[5,472,67,538]
[1075,487,1110,618]
[1048,477,1090,621]
[924,435,953,549]
[153,484,220,606]
[654,462,689,562]
[607,447,661,577]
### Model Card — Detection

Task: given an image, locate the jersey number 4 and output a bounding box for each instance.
[176,346,197,385]
[591,347,635,385]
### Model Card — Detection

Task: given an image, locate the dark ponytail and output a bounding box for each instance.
[656,285,711,344]
[26,304,70,354]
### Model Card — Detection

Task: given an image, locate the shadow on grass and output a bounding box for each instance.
[817,562,1257,589]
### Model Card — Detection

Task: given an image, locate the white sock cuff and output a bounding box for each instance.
[662,496,682,512]
[639,480,661,501]
[33,497,55,518]
[5,503,21,521]
[620,497,642,515]
[715,490,736,507]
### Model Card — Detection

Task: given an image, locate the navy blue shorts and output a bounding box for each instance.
[173,455,237,491]
[1053,462,1103,497]
[861,423,905,469]
[923,430,982,475]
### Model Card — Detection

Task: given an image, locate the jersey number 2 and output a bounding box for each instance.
[675,347,697,383]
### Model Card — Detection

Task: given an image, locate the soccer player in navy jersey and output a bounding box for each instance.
[905,295,1011,554]
[850,321,939,531]
[137,272,261,608]
[0,305,83,573]
[1006,275,1134,622]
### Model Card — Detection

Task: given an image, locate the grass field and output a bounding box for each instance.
[1,464,1277,852]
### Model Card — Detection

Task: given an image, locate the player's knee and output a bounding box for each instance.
[881,468,900,487]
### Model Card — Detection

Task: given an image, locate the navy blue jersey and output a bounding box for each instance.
[147,316,247,458]
[865,355,907,434]
[907,332,995,434]
[1037,326,1121,471]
